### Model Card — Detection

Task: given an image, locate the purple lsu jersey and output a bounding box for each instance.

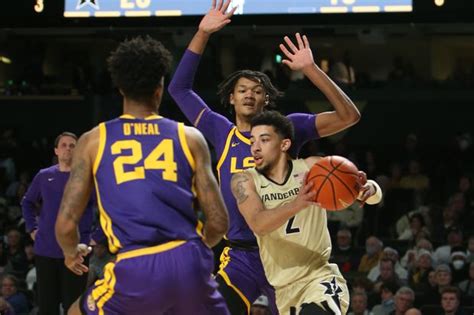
[93,114,202,253]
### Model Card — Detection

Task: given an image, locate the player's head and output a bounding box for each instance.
[54,131,77,165]
[107,36,172,109]
[250,111,294,173]
[217,70,283,119]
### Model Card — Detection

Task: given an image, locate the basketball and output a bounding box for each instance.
[306,156,360,211]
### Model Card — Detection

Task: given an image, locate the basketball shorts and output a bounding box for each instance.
[80,240,229,315]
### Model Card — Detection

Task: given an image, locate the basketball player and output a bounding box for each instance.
[168,1,361,313]
[232,111,381,314]
[55,36,230,315]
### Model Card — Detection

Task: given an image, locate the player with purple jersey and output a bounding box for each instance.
[55,36,230,315]
[168,1,361,313]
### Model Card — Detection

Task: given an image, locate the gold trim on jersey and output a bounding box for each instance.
[119,114,163,120]
[217,249,251,314]
[177,123,196,170]
[195,220,204,238]
[91,262,117,315]
[116,240,186,262]
[216,127,236,184]
[93,123,122,254]
[235,129,251,145]
[194,108,206,127]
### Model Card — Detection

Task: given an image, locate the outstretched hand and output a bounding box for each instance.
[279,33,315,72]
[199,0,237,34]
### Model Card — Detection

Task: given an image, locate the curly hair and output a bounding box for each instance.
[217,70,283,112]
[250,110,294,143]
[107,36,172,101]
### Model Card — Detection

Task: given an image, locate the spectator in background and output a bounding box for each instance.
[440,286,466,315]
[3,228,28,280]
[388,287,414,315]
[330,228,363,273]
[449,247,469,284]
[371,259,403,295]
[397,213,431,242]
[86,236,113,288]
[348,291,373,315]
[21,132,95,315]
[408,249,433,292]
[404,308,421,315]
[400,160,430,191]
[422,264,454,305]
[400,238,433,270]
[458,261,474,300]
[368,248,408,283]
[250,295,271,315]
[434,226,464,265]
[359,236,384,273]
[371,281,398,315]
[1,275,29,315]
[329,50,356,89]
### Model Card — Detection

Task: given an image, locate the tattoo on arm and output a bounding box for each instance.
[59,158,91,224]
[231,173,249,204]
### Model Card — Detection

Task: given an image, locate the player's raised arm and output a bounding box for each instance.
[280,33,361,138]
[231,172,316,236]
[168,0,236,136]
[185,126,229,248]
[55,129,97,275]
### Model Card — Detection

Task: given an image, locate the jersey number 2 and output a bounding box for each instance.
[111,139,177,184]
[285,216,300,235]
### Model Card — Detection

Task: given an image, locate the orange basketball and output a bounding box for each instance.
[306,155,360,211]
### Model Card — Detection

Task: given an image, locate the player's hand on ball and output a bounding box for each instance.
[293,172,318,211]
[65,243,92,276]
[358,180,376,206]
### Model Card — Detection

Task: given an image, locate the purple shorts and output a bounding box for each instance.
[81,240,229,315]
[217,246,277,314]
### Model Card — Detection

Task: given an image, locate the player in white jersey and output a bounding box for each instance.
[230,111,383,315]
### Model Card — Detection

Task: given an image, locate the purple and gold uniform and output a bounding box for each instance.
[169,50,319,313]
[81,114,228,315]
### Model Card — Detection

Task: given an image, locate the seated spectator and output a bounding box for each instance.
[449,246,469,284]
[397,213,431,241]
[433,226,464,265]
[408,249,434,292]
[400,238,433,270]
[404,308,421,315]
[250,295,270,315]
[388,287,415,315]
[422,264,454,305]
[359,236,384,273]
[1,275,29,315]
[330,228,363,273]
[371,281,398,315]
[348,291,373,315]
[3,228,28,279]
[458,261,474,299]
[371,259,403,295]
[399,160,430,191]
[368,248,408,282]
[440,286,467,315]
[87,238,114,287]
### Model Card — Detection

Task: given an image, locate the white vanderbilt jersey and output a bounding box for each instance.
[247,159,333,289]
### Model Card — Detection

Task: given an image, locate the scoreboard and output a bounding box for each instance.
[64,0,413,18]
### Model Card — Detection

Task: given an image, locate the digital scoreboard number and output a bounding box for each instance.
[64,0,412,18]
